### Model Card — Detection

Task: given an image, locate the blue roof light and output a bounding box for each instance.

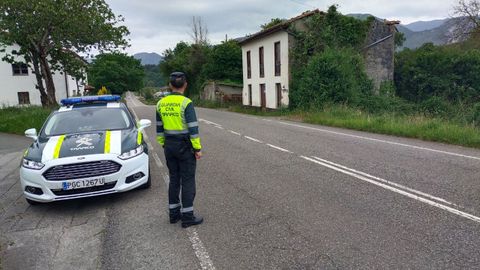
[61,95,121,106]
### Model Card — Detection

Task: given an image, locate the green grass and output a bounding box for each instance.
[0,106,53,135]
[196,103,480,149]
[300,106,480,148]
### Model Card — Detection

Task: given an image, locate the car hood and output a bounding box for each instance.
[24,129,141,163]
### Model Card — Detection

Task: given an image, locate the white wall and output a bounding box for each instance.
[241,31,290,109]
[0,45,85,107]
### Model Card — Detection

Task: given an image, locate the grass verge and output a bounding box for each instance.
[0,106,52,135]
[196,103,480,149]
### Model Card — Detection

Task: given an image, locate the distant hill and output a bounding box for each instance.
[133,52,163,66]
[404,19,448,32]
[347,14,469,50]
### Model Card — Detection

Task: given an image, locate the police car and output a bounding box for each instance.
[20,95,151,205]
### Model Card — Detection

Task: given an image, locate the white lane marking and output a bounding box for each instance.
[130,105,216,270]
[301,156,480,223]
[266,144,293,153]
[146,142,154,151]
[214,126,224,130]
[244,136,263,143]
[274,121,480,161]
[186,228,216,270]
[152,152,164,168]
[199,118,222,127]
[229,130,241,136]
[312,156,456,206]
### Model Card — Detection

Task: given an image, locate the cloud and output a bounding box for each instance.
[105,0,455,55]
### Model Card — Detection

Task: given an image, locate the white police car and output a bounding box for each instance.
[20,95,151,204]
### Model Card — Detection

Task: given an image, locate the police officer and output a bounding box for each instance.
[156,72,203,228]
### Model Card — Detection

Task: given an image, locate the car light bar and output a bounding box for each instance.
[61,95,121,106]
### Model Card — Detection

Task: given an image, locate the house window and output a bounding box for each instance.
[274,42,281,76]
[248,84,252,105]
[276,83,282,108]
[259,46,264,78]
[247,51,251,79]
[12,63,29,76]
[18,92,30,105]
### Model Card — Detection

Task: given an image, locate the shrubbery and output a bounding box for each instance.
[291,48,372,109]
[289,6,374,110]
[395,43,480,104]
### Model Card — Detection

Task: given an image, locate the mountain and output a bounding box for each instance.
[347,14,468,50]
[133,52,163,66]
[404,19,448,32]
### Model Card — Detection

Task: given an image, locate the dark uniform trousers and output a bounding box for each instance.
[164,137,196,210]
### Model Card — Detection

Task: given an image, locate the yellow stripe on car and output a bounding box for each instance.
[137,131,142,145]
[53,135,65,159]
[105,130,111,153]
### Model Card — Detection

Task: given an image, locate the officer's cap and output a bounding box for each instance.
[170,72,187,88]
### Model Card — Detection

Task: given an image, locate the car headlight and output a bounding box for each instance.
[22,158,45,170]
[118,145,144,160]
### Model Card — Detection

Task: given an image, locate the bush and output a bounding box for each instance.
[470,103,480,127]
[420,96,452,118]
[395,43,480,104]
[291,48,373,109]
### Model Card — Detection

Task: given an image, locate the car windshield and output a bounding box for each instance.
[42,107,132,136]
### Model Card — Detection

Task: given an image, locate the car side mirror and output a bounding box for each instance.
[25,128,38,140]
[137,119,151,132]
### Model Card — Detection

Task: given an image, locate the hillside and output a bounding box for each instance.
[133,52,163,65]
[404,19,448,32]
[348,14,467,49]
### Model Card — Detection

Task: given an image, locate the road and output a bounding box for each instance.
[1,93,480,269]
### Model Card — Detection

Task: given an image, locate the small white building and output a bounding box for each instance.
[239,10,318,109]
[0,45,86,106]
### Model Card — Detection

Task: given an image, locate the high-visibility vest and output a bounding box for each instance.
[156,94,201,150]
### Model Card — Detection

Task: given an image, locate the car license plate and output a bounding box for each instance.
[62,177,106,190]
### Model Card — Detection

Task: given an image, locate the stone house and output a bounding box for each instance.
[239,10,398,109]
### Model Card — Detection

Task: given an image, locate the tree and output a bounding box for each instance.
[0,0,129,107]
[159,41,211,97]
[189,16,208,45]
[201,40,242,84]
[143,64,165,87]
[89,53,145,94]
[452,0,480,41]
[261,18,285,30]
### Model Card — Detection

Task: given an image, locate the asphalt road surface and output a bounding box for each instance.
[1,93,480,269]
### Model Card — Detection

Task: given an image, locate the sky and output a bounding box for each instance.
[105,0,456,56]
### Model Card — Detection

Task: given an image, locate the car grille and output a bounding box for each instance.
[51,181,117,196]
[43,160,122,181]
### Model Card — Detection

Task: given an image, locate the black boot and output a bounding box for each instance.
[169,207,182,224]
[181,211,203,228]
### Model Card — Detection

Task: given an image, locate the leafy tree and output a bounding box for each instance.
[160,42,210,97]
[261,18,285,30]
[0,0,128,107]
[143,64,165,87]
[89,52,145,94]
[201,40,242,84]
[394,43,480,105]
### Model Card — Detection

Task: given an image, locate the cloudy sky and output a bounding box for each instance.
[105,0,456,55]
